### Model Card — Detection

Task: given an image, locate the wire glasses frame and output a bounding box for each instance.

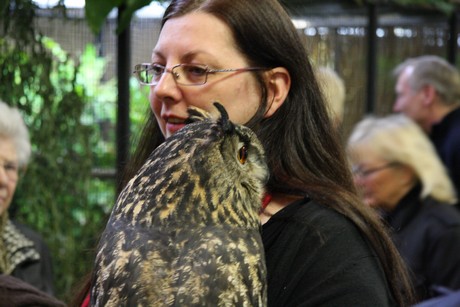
[352,162,399,178]
[133,63,268,86]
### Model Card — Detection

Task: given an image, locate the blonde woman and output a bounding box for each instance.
[348,114,460,302]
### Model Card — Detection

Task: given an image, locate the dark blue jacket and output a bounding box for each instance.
[383,185,460,301]
[430,107,460,210]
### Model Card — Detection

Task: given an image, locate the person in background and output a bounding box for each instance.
[393,55,460,208]
[314,66,346,129]
[85,0,416,306]
[347,113,460,302]
[0,101,55,295]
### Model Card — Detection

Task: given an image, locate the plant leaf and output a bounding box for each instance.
[85,0,123,34]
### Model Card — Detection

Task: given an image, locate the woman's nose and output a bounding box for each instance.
[152,71,181,101]
[154,68,179,90]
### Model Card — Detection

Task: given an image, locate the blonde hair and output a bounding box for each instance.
[315,66,346,122]
[348,114,457,204]
[0,101,31,167]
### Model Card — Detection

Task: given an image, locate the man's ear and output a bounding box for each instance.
[264,67,291,118]
[421,84,436,106]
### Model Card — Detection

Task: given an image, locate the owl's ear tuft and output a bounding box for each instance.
[185,106,213,124]
[185,103,235,134]
[213,102,234,134]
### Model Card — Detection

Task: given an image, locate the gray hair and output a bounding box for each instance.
[315,66,346,122]
[347,114,457,204]
[0,101,31,167]
[393,55,460,106]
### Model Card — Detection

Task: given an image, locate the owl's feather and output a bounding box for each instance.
[90,103,269,306]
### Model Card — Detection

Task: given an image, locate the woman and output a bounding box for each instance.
[348,114,460,302]
[81,0,414,306]
[0,101,55,295]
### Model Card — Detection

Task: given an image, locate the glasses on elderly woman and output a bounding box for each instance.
[352,162,399,178]
[133,63,268,86]
[0,160,19,181]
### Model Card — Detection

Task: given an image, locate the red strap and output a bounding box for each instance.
[261,193,272,209]
[81,293,90,307]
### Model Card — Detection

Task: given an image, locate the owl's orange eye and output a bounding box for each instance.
[238,146,248,164]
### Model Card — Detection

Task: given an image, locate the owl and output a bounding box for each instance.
[90,102,269,307]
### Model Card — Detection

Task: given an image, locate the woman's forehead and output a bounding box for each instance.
[349,143,385,164]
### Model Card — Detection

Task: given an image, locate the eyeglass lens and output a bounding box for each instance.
[135,64,208,86]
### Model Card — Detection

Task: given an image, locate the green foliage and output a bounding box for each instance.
[2,27,78,307]
[1,1,152,300]
[0,0,147,301]
[1,3,98,301]
[85,0,123,34]
[85,0,165,35]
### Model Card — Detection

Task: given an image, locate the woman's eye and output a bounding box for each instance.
[238,146,248,164]
[185,65,207,76]
[4,163,18,172]
[151,64,165,76]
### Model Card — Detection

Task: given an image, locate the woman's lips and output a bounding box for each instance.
[164,116,186,135]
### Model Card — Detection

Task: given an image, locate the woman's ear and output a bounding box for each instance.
[264,67,291,118]
[398,164,417,186]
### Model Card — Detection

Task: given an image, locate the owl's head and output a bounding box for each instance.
[156,102,269,225]
[183,102,269,197]
[118,102,269,227]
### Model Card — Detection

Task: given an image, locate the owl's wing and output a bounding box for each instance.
[91,219,179,306]
[170,225,267,307]
[92,221,267,306]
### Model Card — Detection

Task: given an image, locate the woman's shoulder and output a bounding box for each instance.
[11,220,47,246]
[283,198,364,234]
[265,197,379,258]
[418,199,460,228]
[263,198,396,306]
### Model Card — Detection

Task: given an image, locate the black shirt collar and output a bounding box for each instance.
[382,184,422,232]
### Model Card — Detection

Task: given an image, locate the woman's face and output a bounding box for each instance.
[0,136,19,216]
[149,12,263,138]
[350,144,415,212]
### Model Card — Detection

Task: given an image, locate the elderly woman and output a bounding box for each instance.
[0,101,54,295]
[347,113,460,302]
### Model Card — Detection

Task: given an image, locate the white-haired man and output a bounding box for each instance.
[393,55,460,208]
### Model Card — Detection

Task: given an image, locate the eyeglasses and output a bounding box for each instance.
[352,162,398,178]
[133,63,268,86]
[0,160,19,181]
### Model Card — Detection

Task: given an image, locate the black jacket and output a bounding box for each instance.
[383,185,460,301]
[9,221,55,296]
